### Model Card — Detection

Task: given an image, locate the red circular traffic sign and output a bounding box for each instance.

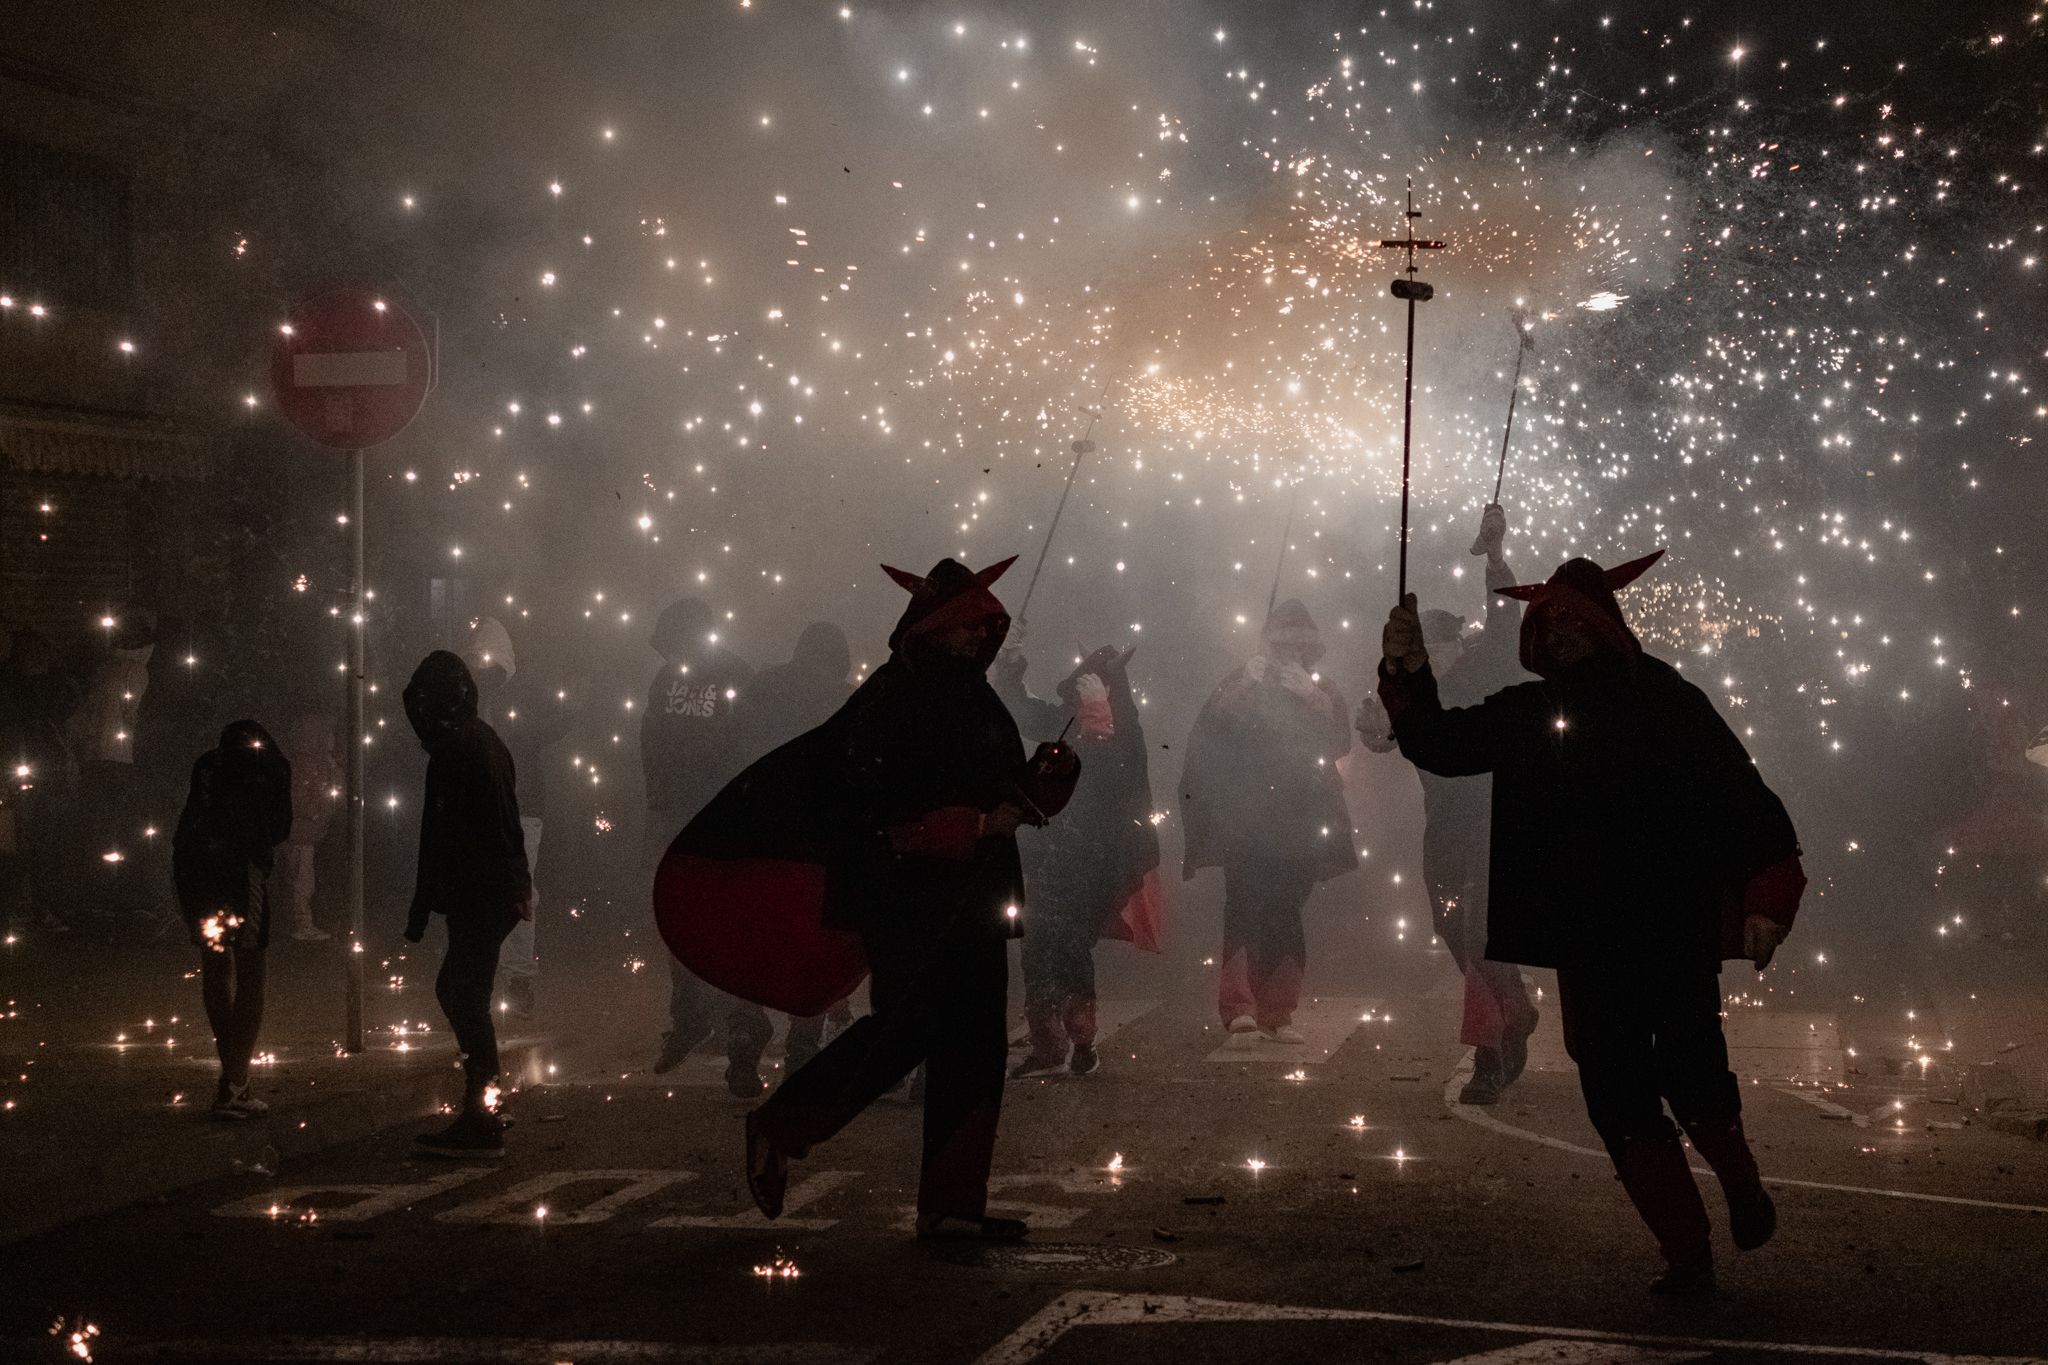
[270,289,432,449]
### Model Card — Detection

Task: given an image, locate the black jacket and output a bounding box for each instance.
[1380,653,1798,971]
[404,653,530,935]
[640,649,754,816]
[173,720,292,920]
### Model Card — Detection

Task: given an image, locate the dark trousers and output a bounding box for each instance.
[755,903,1008,1219]
[668,960,775,1062]
[1434,881,1538,1052]
[437,910,518,1095]
[1218,856,1314,1028]
[1557,962,1741,1157]
[1020,908,1098,1050]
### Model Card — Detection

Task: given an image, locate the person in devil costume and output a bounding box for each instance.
[1358,504,1539,1105]
[1377,550,1804,1294]
[1008,645,1162,1079]
[699,556,1075,1240]
[1181,599,1356,1041]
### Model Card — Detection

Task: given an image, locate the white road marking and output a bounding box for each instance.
[437,1169,692,1226]
[1204,997,1378,1064]
[1442,1067,2048,1216]
[653,1170,859,1231]
[1778,1087,1869,1126]
[972,1291,2048,1365]
[118,1339,872,1362]
[212,1172,486,1223]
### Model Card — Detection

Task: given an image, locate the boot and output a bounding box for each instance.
[1681,1116,1776,1251]
[1613,1134,1713,1292]
[1011,1004,1066,1077]
[1459,1048,1505,1105]
[1063,998,1100,1076]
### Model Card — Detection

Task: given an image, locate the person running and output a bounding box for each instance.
[402,652,532,1160]
[1377,550,1804,1294]
[172,720,292,1120]
[723,556,1074,1240]
[1359,503,1539,1104]
[1009,645,1161,1078]
[641,598,764,1089]
[1181,599,1356,1041]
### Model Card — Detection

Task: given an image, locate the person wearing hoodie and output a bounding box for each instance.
[730,556,1076,1241]
[1378,551,1804,1295]
[402,651,532,1160]
[1180,599,1356,1041]
[1010,645,1162,1078]
[640,599,762,1087]
[172,720,291,1120]
[740,621,857,1074]
[460,615,576,1018]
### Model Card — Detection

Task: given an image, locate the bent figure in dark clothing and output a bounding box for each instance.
[1006,645,1162,1078]
[173,720,292,1120]
[1378,550,1805,1295]
[402,651,533,1160]
[742,622,858,1074]
[641,598,764,1090]
[730,555,1074,1240]
[1181,600,1355,1040]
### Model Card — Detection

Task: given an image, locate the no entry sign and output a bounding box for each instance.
[270,289,432,449]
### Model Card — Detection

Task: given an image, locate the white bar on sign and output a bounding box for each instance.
[295,350,408,387]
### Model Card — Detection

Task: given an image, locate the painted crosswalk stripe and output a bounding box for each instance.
[1204,997,1379,1064]
[437,1169,691,1225]
[653,1170,858,1231]
[213,1172,487,1223]
[974,1290,2046,1365]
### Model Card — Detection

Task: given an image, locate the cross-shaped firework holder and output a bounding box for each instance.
[1379,178,1445,602]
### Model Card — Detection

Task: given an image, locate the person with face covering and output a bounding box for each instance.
[1358,504,1540,1105]
[1010,644,1162,1078]
[173,720,291,1119]
[402,651,532,1159]
[1377,552,1805,1295]
[641,598,764,1088]
[728,556,1076,1240]
[1181,600,1356,1041]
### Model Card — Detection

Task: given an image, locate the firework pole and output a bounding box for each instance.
[1015,377,1113,628]
[1266,471,1301,619]
[1378,179,1444,603]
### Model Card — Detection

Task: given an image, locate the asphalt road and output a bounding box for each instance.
[6,980,2045,1365]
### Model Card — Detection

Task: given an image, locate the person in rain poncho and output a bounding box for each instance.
[1006,644,1161,1078]
[640,598,765,1091]
[721,556,1076,1240]
[1377,551,1804,1295]
[402,651,532,1160]
[1358,504,1540,1105]
[1181,599,1355,1042]
[173,720,291,1120]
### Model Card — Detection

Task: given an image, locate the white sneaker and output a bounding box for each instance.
[1262,1024,1307,1045]
[212,1084,270,1120]
[291,923,331,942]
[1225,1015,1258,1034]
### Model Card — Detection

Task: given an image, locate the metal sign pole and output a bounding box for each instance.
[344,445,366,1054]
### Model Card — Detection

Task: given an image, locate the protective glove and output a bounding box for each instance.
[1354,693,1398,753]
[1743,913,1789,971]
[1382,594,1429,674]
[1468,502,1508,557]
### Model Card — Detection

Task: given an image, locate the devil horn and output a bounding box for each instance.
[880,564,926,594]
[973,555,1019,588]
[1495,582,1547,602]
[1603,548,1666,591]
